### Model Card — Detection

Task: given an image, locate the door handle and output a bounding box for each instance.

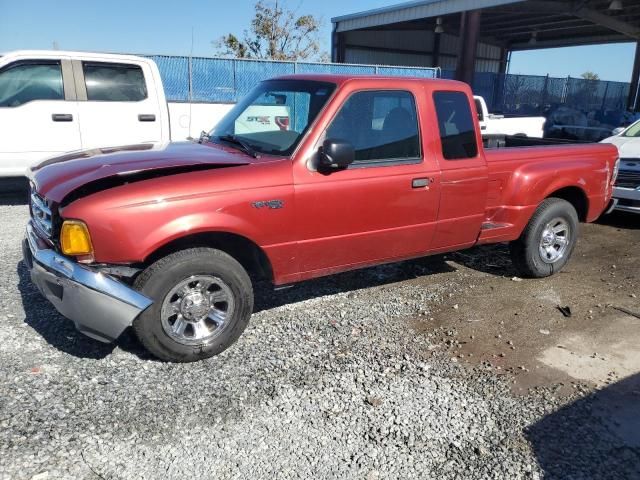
[52,113,73,122]
[412,178,431,188]
[138,114,156,122]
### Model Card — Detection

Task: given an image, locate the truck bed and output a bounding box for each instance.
[478,142,617,245]
[483,134,591,149]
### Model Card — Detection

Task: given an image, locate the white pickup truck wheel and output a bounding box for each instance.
[132,248,253,362]
[510,198,579,278]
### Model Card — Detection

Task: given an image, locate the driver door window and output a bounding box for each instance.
[326,90,421,166]
[0,59,82,175]
[0,62,64,107]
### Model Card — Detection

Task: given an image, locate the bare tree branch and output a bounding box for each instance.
[215,0,326,61]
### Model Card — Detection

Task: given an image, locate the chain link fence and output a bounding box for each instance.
[442,69,632,140]
[459,71,631,116]
[146,54,631,140]
[147,54,630,116]
[146,55,441,103]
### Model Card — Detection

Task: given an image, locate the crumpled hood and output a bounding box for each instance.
[31,142,252,203]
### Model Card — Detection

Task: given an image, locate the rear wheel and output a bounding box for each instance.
[510,198,579,278]
[133,248,253,362]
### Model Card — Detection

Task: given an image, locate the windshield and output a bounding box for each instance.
[623,120,640,138]
[210,79,336,156]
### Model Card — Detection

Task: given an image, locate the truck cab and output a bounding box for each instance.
[0,50,170,177]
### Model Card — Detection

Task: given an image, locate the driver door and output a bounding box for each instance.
[292,86,441,279]
[0,57,81,176]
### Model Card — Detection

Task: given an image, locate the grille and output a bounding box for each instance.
[615,171,640,189]
[30,192,53,237]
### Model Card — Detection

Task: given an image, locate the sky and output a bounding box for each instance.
[0,0,636,83]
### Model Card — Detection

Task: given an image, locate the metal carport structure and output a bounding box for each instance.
[332,0,640,109]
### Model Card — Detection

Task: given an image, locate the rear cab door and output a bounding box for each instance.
[0,52,81,175]
[72,54,167,149]
[430,88,488,251]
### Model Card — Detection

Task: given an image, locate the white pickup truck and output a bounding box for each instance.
[0,50,290,177]
[474,95,545,138]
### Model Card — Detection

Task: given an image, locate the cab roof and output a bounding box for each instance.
[271,74,467,89]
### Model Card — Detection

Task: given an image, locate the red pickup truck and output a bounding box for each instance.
[24,75,619,362]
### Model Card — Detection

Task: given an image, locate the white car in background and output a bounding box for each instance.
[601,120,640,214]
[0,50,290,177]
[474,95,545,138]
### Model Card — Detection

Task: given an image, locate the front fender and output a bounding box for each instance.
[138,211,264,261]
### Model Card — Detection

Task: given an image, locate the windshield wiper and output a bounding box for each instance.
[215,134,260,158]
[198,130,210,144]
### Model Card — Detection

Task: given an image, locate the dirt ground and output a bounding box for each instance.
[411,211,640,395]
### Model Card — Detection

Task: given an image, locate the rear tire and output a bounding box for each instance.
[133,248,253,362]
[509,198,579,278]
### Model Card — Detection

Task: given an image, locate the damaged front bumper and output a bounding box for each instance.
[23,222,153,343]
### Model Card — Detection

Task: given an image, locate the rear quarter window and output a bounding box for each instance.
[433,91,478,160]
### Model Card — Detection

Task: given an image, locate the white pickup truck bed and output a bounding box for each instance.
[474,96,545,138]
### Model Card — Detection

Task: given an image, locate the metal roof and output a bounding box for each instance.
[332,0,524,32]
[333,0,640,50]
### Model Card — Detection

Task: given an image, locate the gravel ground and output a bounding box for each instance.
[1,200,639,479]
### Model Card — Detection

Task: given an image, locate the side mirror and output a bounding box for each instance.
[612,127,625,136]
[318,138,354,170]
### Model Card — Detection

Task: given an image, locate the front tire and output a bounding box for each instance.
[510,198,579,278]
[133,248,253,362]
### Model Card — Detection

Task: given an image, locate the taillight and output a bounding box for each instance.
[612,157,620,184]
[275,116,290,131]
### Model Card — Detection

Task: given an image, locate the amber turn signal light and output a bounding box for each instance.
[60,220,94,256]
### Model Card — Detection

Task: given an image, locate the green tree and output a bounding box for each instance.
[215,1,327,61]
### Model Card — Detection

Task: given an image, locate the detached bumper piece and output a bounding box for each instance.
[23,222,153,343]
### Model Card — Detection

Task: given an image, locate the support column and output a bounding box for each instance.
[628,41,640,112]
[498,47,509,75]
[331,26,338,62]
[455,9,481,86]
[433,30,442,68]
[337,32,346,63]
[331,26,346,63]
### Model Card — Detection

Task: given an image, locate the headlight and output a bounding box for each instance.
[60,220,94,257]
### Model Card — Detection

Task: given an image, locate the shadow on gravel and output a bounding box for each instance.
[448,211,640,277]
[16,261,150,360]
[446,243,519,278]
[254,256,456,313]
[0,177,29,205]
[597,211,640,230]
[527,373,640,479]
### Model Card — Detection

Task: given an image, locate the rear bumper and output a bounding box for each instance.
[23,222,153,343]
[612,186,640,214]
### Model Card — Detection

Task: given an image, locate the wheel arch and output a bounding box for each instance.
[545,185,589,222]
[142,231,274,284]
